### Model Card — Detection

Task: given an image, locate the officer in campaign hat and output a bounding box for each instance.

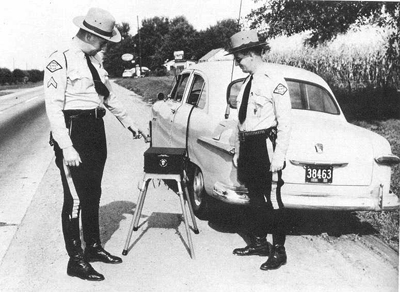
[228,30,292,270]
[44,7,146,281]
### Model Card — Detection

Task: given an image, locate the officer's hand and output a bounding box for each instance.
[270,158,284,172]
[63,146,82,167]
[232,153,239,168]
[128,126,141,139]
[129,126,149,141]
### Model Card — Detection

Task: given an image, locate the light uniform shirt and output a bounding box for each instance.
[235,62,292,167]
[44,37,136,149]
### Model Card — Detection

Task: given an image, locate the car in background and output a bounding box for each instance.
[122,66,150,78]
[150,61,400,219]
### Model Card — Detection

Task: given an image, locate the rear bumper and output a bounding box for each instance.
[212,181,400,211]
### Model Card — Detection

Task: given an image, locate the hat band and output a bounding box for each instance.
[83,20,113,37]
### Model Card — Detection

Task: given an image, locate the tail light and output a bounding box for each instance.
[375,154,400,166]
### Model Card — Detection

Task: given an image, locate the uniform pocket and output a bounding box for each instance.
[67,68,93,91]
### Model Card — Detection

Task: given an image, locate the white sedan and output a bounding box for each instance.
[122,66,150,78]
[150,61,400,218]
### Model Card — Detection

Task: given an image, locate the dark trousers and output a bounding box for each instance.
[238,132,286,246]
[53,114,107,257]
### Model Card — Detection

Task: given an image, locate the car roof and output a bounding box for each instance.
[186,61,331,90]
[181,61,335,115]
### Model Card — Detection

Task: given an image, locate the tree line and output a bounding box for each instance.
[2,0,397,91]
[0,68,44,85]
[103,16,240,77]
[103,1,398,83]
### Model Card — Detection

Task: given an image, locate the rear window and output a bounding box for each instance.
[286,79,339,114]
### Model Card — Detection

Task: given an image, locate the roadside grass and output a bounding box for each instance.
[351,119,400,251]
[114,76,175,103]
[0,82,43,96]
[115,75,399,252]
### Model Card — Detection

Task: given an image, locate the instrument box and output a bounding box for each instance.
[144,147,186,174]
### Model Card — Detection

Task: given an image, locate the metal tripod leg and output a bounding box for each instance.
[122,175,150,256]
[181,171,199,234]
[176,179,196,259]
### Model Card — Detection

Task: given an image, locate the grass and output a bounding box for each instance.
[0,82,43,96]
[114,76,175,103]
[115,75,399,252]
[350,119,400,251]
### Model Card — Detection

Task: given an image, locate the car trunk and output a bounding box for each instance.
[284,111,373,186]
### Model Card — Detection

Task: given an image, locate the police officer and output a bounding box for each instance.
[228,30,292,270]
[44,7,146,281]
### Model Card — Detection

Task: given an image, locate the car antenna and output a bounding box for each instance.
[225,0,243,119]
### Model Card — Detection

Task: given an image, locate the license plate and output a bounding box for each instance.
[305,165,333,183]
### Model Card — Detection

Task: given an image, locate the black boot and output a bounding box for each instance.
[67,254,105,281]
[84,242,122,264]
[260,244,287,270]
[233,236,270,257]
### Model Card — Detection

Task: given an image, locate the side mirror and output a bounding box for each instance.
[157,92,165,101]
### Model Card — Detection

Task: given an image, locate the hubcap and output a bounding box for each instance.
[192,168,204,209]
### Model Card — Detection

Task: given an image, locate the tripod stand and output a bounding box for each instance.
[122,166,199,259]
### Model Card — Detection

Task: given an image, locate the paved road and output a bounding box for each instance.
[0,86,52,261]
[0,83,398,292]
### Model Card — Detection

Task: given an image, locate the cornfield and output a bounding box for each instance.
[265,25,399,94]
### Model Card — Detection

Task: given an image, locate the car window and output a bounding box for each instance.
[170,73,190,102]
[187,74,206,109]
[227,79,245,109]
[286,80,339,114]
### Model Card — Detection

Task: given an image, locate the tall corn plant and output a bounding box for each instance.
[264,25,398,94]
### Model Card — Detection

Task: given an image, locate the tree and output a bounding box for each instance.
[193,19,240,60]
[134,16,170,69]
[12,69,27,83]
[157,16,198,61]
[0,68,12,85]
[103,22,136,77]
[247,0,383,46]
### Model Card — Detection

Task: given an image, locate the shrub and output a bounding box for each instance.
[0,68,12,85]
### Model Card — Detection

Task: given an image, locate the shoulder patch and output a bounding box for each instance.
[46,60,62,73]
[273,83,287,95]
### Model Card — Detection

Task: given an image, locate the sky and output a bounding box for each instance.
[0,0,260,70]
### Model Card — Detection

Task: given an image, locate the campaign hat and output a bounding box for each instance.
[227,30,268,55]
[73,7,121,43]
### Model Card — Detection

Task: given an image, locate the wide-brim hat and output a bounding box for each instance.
[73,7,121,43]
[226,30,268,55]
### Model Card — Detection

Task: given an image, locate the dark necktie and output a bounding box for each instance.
[238,75,253,124]
[85,54,110,98]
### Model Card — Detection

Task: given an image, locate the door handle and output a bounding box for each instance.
[171,109,176,114]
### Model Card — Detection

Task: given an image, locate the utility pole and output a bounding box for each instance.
[137,16,142,74]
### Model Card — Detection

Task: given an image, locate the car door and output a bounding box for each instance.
[169,72,207,148]
[154,72,191,146]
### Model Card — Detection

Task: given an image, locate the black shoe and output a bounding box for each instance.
[260,245,287,270]
[84,243,122,264]
[67,255,105,281]
[233,237,270,257]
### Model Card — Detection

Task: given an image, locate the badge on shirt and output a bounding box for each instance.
[46,60,62,73]
[273,83,287,95]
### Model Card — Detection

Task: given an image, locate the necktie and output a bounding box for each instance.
[85,54,110,98]
[238,75,253,124]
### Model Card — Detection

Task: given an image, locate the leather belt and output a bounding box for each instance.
[63,107,106,119]
[239,127,277,143]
